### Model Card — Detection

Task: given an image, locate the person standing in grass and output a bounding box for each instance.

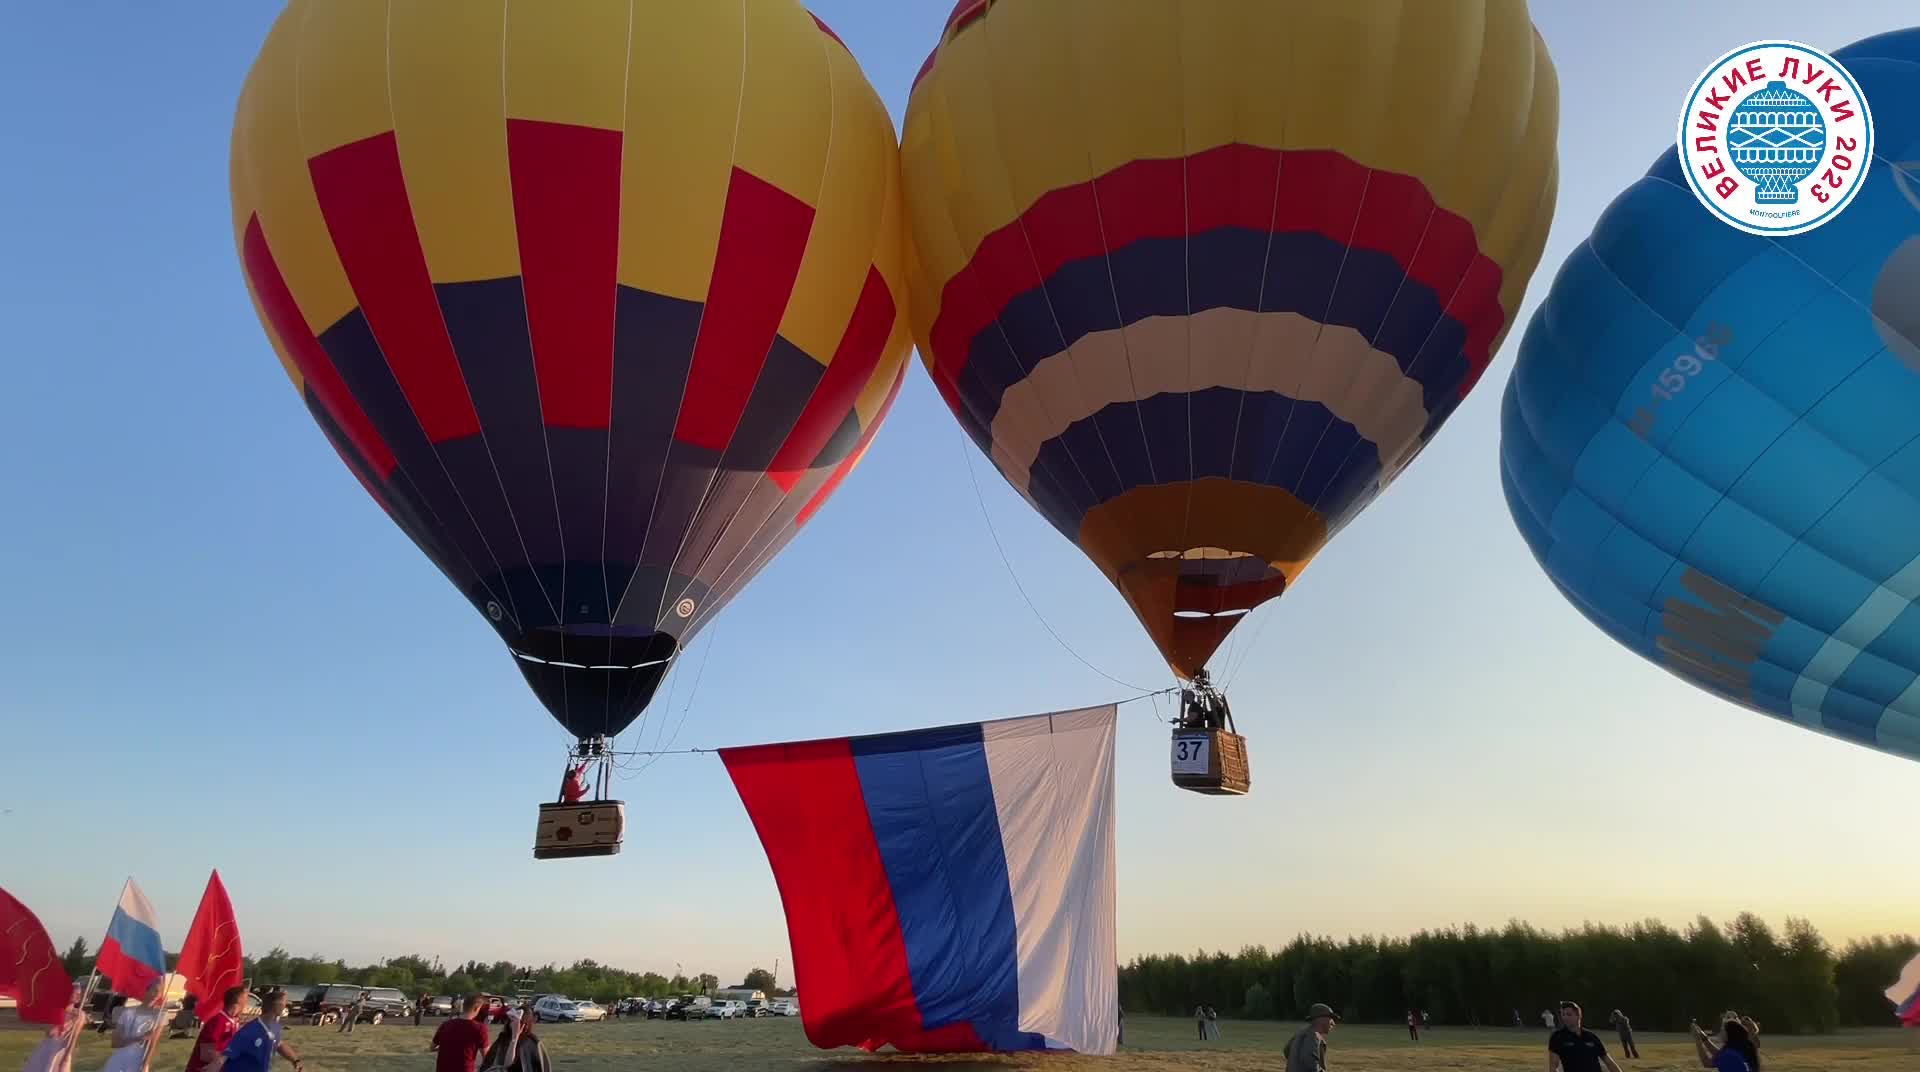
[431,995,492,1072]
[478,1009,520,1072]
[507,1007,551,1072]
[336,991,366,1034]
[1285,1003,1339,1072]
[1548,1001,1625,1072]
[1609,1009,1639,1059]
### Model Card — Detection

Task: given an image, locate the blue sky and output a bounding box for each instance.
[1,1,1914,988]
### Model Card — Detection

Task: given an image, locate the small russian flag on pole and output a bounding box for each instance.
[94,879,166,997]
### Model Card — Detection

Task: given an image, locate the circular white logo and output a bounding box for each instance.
[674,597,696,619]
[1677,40,1873,236]
[485,600,504,622]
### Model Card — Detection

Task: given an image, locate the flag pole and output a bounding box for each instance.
[60,877,132,1066]
[137,970,176,1072]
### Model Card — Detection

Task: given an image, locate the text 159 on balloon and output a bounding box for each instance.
[1627,322,1735,440]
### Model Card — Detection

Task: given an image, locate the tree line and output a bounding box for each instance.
[50,911,1913,1031]
[55,940,787,1006]
[1119,914,1916,1034]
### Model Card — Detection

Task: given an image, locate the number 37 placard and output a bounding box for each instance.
[1170,733,1212,775]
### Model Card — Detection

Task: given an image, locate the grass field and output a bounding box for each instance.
[3,1014,1913,1071]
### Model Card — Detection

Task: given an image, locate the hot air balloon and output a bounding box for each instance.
[1500,29,1920,763]
[902,0,1560,792]
[229,0,912,855]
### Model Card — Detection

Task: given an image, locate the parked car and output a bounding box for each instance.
[767,1000,799,1017]
[423,995,455,1016]
[532,995,582,1023]
[572,1000,607,1022]
[258,985,315,1012]
[302,985,410,1025]
[706,1000,746,1020]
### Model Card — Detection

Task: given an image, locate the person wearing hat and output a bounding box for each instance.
[1285,1003,1339,1072]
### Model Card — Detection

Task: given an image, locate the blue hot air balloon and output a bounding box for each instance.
[1501,28,1920,762]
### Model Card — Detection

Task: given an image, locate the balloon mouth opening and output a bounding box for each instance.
[1147,546,1254,562]
[508,628,679,672]
[1137,548,1287,619]
[510,650,672,672]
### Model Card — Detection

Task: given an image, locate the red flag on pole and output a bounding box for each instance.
[177,870,244,1019]
[0,887,75,1025]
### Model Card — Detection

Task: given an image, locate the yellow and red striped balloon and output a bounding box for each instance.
[230,1,912,740]
[903,0,1561,680]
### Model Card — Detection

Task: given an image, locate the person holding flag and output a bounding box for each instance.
[177,871,245,1024]
[2,888,83,1072]
[102,977,176,1072]
[0,888,77,1029]
[94,880,168,1001]
[79,879,173,1072]
[20,982,87,1072]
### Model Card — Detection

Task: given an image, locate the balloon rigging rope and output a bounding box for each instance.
[603,684,1182,758]
[948,422,1166,696]
[608,621,722,778]
[596,422,1196,766]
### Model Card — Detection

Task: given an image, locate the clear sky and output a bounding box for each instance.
[1,1,1914,989]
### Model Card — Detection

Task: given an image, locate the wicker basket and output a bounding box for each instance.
[534,800,626,859]
[1169,728,1251,795]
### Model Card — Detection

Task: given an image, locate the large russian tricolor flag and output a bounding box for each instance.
[94,879,167,997]
[1889,950,1920,1025]
[721,704,1118,1056]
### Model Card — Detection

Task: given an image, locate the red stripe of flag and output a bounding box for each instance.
[885,1023,991,1054]
[308,132,483,443]
[767,267,895,492]
[507,119,623,429]
[242,216,399,476]
[720,738,921,1050]
[674,168,815,453]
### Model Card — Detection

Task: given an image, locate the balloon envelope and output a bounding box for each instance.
[902,0,1560,679]
[1501,29,1920,761]
[230,1,912,739]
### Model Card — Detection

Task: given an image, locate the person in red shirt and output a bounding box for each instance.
[430,995,490,1072]
[559,762,590,804]
[185,987,247,1072]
